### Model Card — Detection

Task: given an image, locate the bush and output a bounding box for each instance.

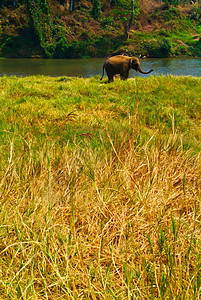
[101,16,114,27]
[164,0,179,5]
[54,36,69,58]
[194,38,201,56]
[144,38,171,58]
[196,38,201,49]
[173,44,190,56]
[158,29,170,37]
[91,0,102,20]
[1,32,39,57]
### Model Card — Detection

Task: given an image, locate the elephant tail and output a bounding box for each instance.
[100,63,106,80]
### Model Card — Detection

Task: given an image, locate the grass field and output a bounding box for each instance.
[0,75,200,299]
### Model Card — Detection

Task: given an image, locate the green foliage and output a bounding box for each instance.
[1,34,24,56]
[112,0,140,23]
[144,38,171,58]
[53,36,68,58]
[101,16,114,27]
[196,37,201,49]
[0,0,201,58]
[0,31,38,57]
[158,29,171,37]
[189,6,201,22]
[91,0,102,20]
[25,0,74,58]
[152,6,182,22]
[163,0,193,5]
[164,0,179,5]
[191,37,201,56]
[26,0,56,57]
[116,0,130,9]
[172,43,191,56]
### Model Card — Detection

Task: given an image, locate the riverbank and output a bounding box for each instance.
[0,75,201,299]
[0,1,201,58]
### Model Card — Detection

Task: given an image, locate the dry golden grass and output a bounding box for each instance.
[0,75,200,299]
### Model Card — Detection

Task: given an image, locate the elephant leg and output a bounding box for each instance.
[107,73,114,82]
[108,76,114,83]
[120,66,129,80]
[120,72,129,80]
[105,69,114,83]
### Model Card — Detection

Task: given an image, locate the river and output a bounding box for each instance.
[0,57,200,78]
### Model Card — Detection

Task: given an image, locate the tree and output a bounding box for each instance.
[0,0,21,8]
[70,0,73,11]
[124,0,135,39]
[26,0,55,57]
[92,0,102,20]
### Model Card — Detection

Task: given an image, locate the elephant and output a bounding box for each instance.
[101,55,153,82]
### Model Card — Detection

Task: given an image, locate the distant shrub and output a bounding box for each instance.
[164,0,180,5]
[95,36,108,53]
[161,7,181,21]
[144,38,171,58]
[196,38,201,48]
[152,6,181,22]
[54,36,69,58]
[173,44,190,56]
[195,38,201,56]
[101,16,114,27]
[26,0,55,57]
[116,0,130,9]
[158,29,170,37]
[189,7,201,22]
[91,0,102,20]
[1,32,38,57]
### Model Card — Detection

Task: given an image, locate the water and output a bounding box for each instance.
[0,57,200,78]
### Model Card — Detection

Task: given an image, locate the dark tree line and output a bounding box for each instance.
[0,0,23,8]
[0,0,156,57]
[0,0,125,9]
[0,0,141,54]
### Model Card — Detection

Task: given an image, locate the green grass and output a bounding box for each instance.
[0,75,201,299]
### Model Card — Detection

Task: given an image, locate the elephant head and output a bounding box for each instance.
[129,57,153,74]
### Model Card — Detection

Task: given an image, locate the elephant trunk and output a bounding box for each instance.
[138,66,153,74]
